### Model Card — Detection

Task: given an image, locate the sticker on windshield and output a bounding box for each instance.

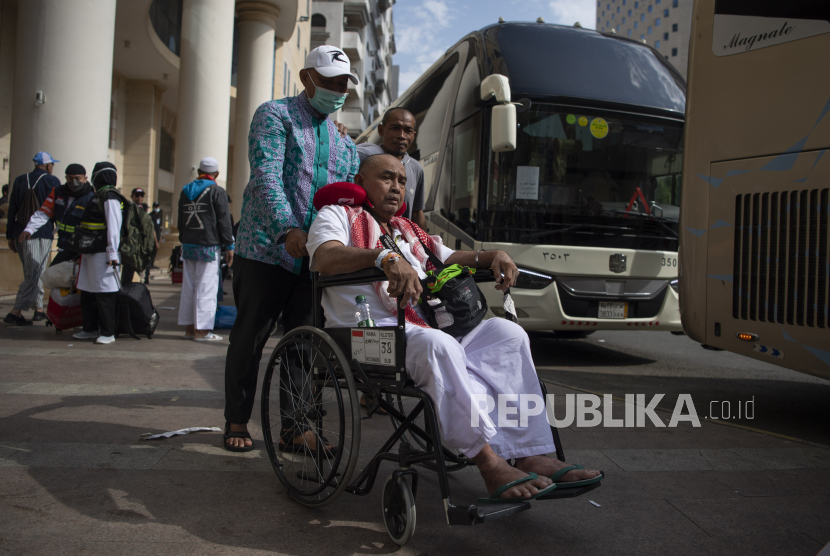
[516,166,539,200]
[590,118,609,139]
[578,116,588,127]
[566,114,576,125]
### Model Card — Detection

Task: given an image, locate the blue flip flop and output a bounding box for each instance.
[549,464,604,488]
[478,472,558,504]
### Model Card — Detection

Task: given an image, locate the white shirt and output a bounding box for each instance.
[307,205,454,327]
[76,198,122,293]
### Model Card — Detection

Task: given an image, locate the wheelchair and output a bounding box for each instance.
[259,267,602,546]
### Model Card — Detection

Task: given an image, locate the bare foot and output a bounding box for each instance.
[472,445,552,500]
[516,455,601,482]
[226,423,253,450]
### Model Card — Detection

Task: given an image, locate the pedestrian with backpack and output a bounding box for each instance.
[177,157,234,341]
[71,162,123,345]
[4,152,62,326]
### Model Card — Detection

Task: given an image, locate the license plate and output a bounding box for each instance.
[598,301,627,319]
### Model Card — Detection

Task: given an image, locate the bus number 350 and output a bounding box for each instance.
[662,257,678,267]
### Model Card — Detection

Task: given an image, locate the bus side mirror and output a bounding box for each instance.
[491,104,516,152]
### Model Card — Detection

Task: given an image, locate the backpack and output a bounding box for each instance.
[93,187,155,271]
[15,173,46,227]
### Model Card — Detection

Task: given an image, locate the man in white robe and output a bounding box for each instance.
[307,154,601,502]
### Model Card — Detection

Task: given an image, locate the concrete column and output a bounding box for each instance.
[231,2,279,222]
[173,0,236,224]
[0,0,17,187]
[9,0,116,181]
[123,81,165,202]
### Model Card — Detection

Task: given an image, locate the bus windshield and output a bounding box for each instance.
[481,104,683,251]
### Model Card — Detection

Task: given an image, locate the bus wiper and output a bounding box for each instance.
[602,210,678,238]
[519,224,629,242]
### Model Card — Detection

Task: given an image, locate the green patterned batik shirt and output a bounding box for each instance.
[236,92,359,274]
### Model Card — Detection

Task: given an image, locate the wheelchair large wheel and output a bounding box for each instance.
[261,326,360,507]
[388,394,468,472]
[382,474,416,546]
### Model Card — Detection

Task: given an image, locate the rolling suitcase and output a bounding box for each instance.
[45,288,83,333]
[115,282,159,339]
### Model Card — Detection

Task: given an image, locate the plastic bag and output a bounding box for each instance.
[41,261,75,290]
[214,305,237,329]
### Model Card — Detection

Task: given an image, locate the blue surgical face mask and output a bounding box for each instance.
[307,74,348,114]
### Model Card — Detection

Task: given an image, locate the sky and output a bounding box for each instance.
[392,0,597,92]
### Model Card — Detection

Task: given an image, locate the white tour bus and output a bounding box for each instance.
[357,21,686,336]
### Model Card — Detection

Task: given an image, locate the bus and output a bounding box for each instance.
[357,21,686,336]
[680,0,830,378]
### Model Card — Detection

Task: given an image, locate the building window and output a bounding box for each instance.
[655,40,661,48]
[628,9,632,15]
[627,29,632,36]
[648,5,653,12]
[283,62,289,97]
[159,128,174,172]
[622,17,626,23]
[665,54,669,59]
[664,8,669,16]
[616,24,620,30]
[612,13,615,19]
[641,14,645,21]
[664,32,668,39]
[623,0,626,4]
[655,18,661,26]
[640,34,645,40]
[311,13,326,27]
[672,0,678,6]
[149,0,183,56]
[634,21,638,28]
[597,17,601,23]
[647,26,652,34]
[672,47,678,56]
[597,1,601,5]
[672,23,678,31]
[634,1,638,7]
[602,10,605,16]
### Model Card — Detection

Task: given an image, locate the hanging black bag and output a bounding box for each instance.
[375,222,488,337]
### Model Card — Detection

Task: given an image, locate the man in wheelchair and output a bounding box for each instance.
[306,154,601,502]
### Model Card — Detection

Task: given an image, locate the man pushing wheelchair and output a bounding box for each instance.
[306,153,603,503]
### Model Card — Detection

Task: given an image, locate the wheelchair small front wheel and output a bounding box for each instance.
[382,474,416,546]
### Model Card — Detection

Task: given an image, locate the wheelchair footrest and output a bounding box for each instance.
[447,501,531,526]
[534,480,601,500]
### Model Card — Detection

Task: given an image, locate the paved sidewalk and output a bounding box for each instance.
[0,280,829,555]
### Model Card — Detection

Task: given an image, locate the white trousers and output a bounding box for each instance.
[178,258,219,330]
[405,318,556,460]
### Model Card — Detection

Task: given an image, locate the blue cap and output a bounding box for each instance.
[33,151,59,164]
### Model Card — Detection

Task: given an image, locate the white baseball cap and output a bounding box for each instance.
[303,46,358,84]
[199,157,219,173]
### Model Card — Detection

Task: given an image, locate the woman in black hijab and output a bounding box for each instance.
[74,162,122,345]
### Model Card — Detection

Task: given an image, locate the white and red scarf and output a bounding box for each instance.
[342,205,441,327]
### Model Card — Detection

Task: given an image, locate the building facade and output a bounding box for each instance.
[0,0,315,226]
[595,0,693,78]
[310,0,399,138]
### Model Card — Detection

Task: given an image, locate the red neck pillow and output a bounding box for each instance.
[313,182,407,217]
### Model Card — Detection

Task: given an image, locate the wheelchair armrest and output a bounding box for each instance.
[315,267,387,288]
[472,269,495,283]
[316,267,496,288]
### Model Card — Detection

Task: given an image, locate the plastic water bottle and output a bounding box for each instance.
[355,295,375,327]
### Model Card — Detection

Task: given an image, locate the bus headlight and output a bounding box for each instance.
[515,268,554,290]
[670,279,679,293]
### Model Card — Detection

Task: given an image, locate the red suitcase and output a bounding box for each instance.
[46,289,83,332]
